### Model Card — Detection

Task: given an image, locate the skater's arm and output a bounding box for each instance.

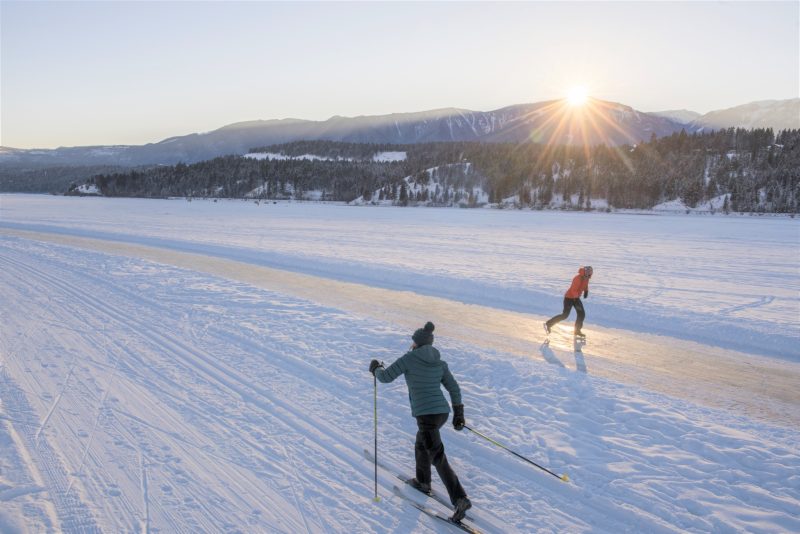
[441,363,462,406]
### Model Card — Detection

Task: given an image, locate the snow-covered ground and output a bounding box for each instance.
[243,151,406,162]
[1,194,798,533]
[244,152,353,162]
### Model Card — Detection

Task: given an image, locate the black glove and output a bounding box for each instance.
[452,404,465,431]
[369,359,383,375]
[583,290,588,299]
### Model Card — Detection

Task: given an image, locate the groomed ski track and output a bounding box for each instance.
[5,227,798,428]
[1,226,798,533]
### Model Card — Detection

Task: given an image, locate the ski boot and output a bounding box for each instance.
[452,496,472,522]
[406,478,432,496]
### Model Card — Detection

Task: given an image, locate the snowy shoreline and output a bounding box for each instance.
[46,191,800,218]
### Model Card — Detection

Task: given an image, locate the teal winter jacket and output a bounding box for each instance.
[375,344,462,417]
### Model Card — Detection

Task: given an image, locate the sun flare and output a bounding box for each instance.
[566,86,589,106]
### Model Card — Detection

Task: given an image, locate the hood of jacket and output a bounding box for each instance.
[410,344,441,366]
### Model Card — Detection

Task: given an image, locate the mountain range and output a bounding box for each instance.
[1,98,797,170]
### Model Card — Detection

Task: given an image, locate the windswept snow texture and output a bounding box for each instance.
[0,194,799,533]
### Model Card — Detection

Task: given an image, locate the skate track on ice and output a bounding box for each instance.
[5,227,798,427]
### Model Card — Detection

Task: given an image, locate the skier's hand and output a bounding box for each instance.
[369,359,383,375]
[583,290,588,299]
[452,404,465,431]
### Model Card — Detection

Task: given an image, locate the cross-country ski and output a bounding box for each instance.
[393,486,482,534]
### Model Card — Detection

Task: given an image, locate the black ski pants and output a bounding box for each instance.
[415,413,466,506]
[546,297,585,333]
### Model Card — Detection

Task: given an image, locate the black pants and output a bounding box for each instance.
[546,297,585,333]
[415,413,466,505]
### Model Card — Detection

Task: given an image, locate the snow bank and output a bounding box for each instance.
[74,184,100,195]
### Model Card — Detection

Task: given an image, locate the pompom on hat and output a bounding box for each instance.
[412,321,435,347]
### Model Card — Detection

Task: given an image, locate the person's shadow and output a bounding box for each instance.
[539,338,588,373]
[539,340,565,367]
[573,338,587,373]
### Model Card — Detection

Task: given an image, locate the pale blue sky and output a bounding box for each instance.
[2,1,798,149]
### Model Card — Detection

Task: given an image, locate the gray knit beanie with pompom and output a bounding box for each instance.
[412,321,435,346]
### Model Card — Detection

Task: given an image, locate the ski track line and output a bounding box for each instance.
[73,333,316,533]
[1,255,148,532]
[0,484,46,501]
[12,268,318,532]
[275,437,315,534]
[106,405,296,492]
[719,295,776,315]
[7,277,162,531]
[619,241,668,302]
[139,450,150,534]
[0,370,102,533]
[0,375,62,529]
[102,391,262,534]
[35,354,78,445]
[1,250,309,532]
[1,254,220,532]
[65,337,121,496]
[0,262,105,532]
[1,244,385,532]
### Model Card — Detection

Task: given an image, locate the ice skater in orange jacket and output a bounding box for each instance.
[544,266,593,337]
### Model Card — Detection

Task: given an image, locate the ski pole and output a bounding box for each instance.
[373,373,381,502]
[463,425,569,482]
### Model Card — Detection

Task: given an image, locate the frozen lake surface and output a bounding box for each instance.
[3,195,798,358]
[1,194,798,533]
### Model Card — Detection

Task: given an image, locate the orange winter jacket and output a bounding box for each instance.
[564,267,591,299]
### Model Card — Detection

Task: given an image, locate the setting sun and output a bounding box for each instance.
[567,86,589,106]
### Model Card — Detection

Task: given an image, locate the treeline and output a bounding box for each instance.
[70,129,800,213]
[79,155,408,201]
[0,165,131,194]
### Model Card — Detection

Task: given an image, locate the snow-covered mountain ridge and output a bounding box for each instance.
[649,109,703,124]
[689,99,800,132]
[3,98,796,171]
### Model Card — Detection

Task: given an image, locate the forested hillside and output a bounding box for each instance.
[68,129,800,213]
[0,165,131,194]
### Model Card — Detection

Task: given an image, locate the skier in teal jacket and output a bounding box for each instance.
[369,322,472,522]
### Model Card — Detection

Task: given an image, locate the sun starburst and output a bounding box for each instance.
[567,86,589,106]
